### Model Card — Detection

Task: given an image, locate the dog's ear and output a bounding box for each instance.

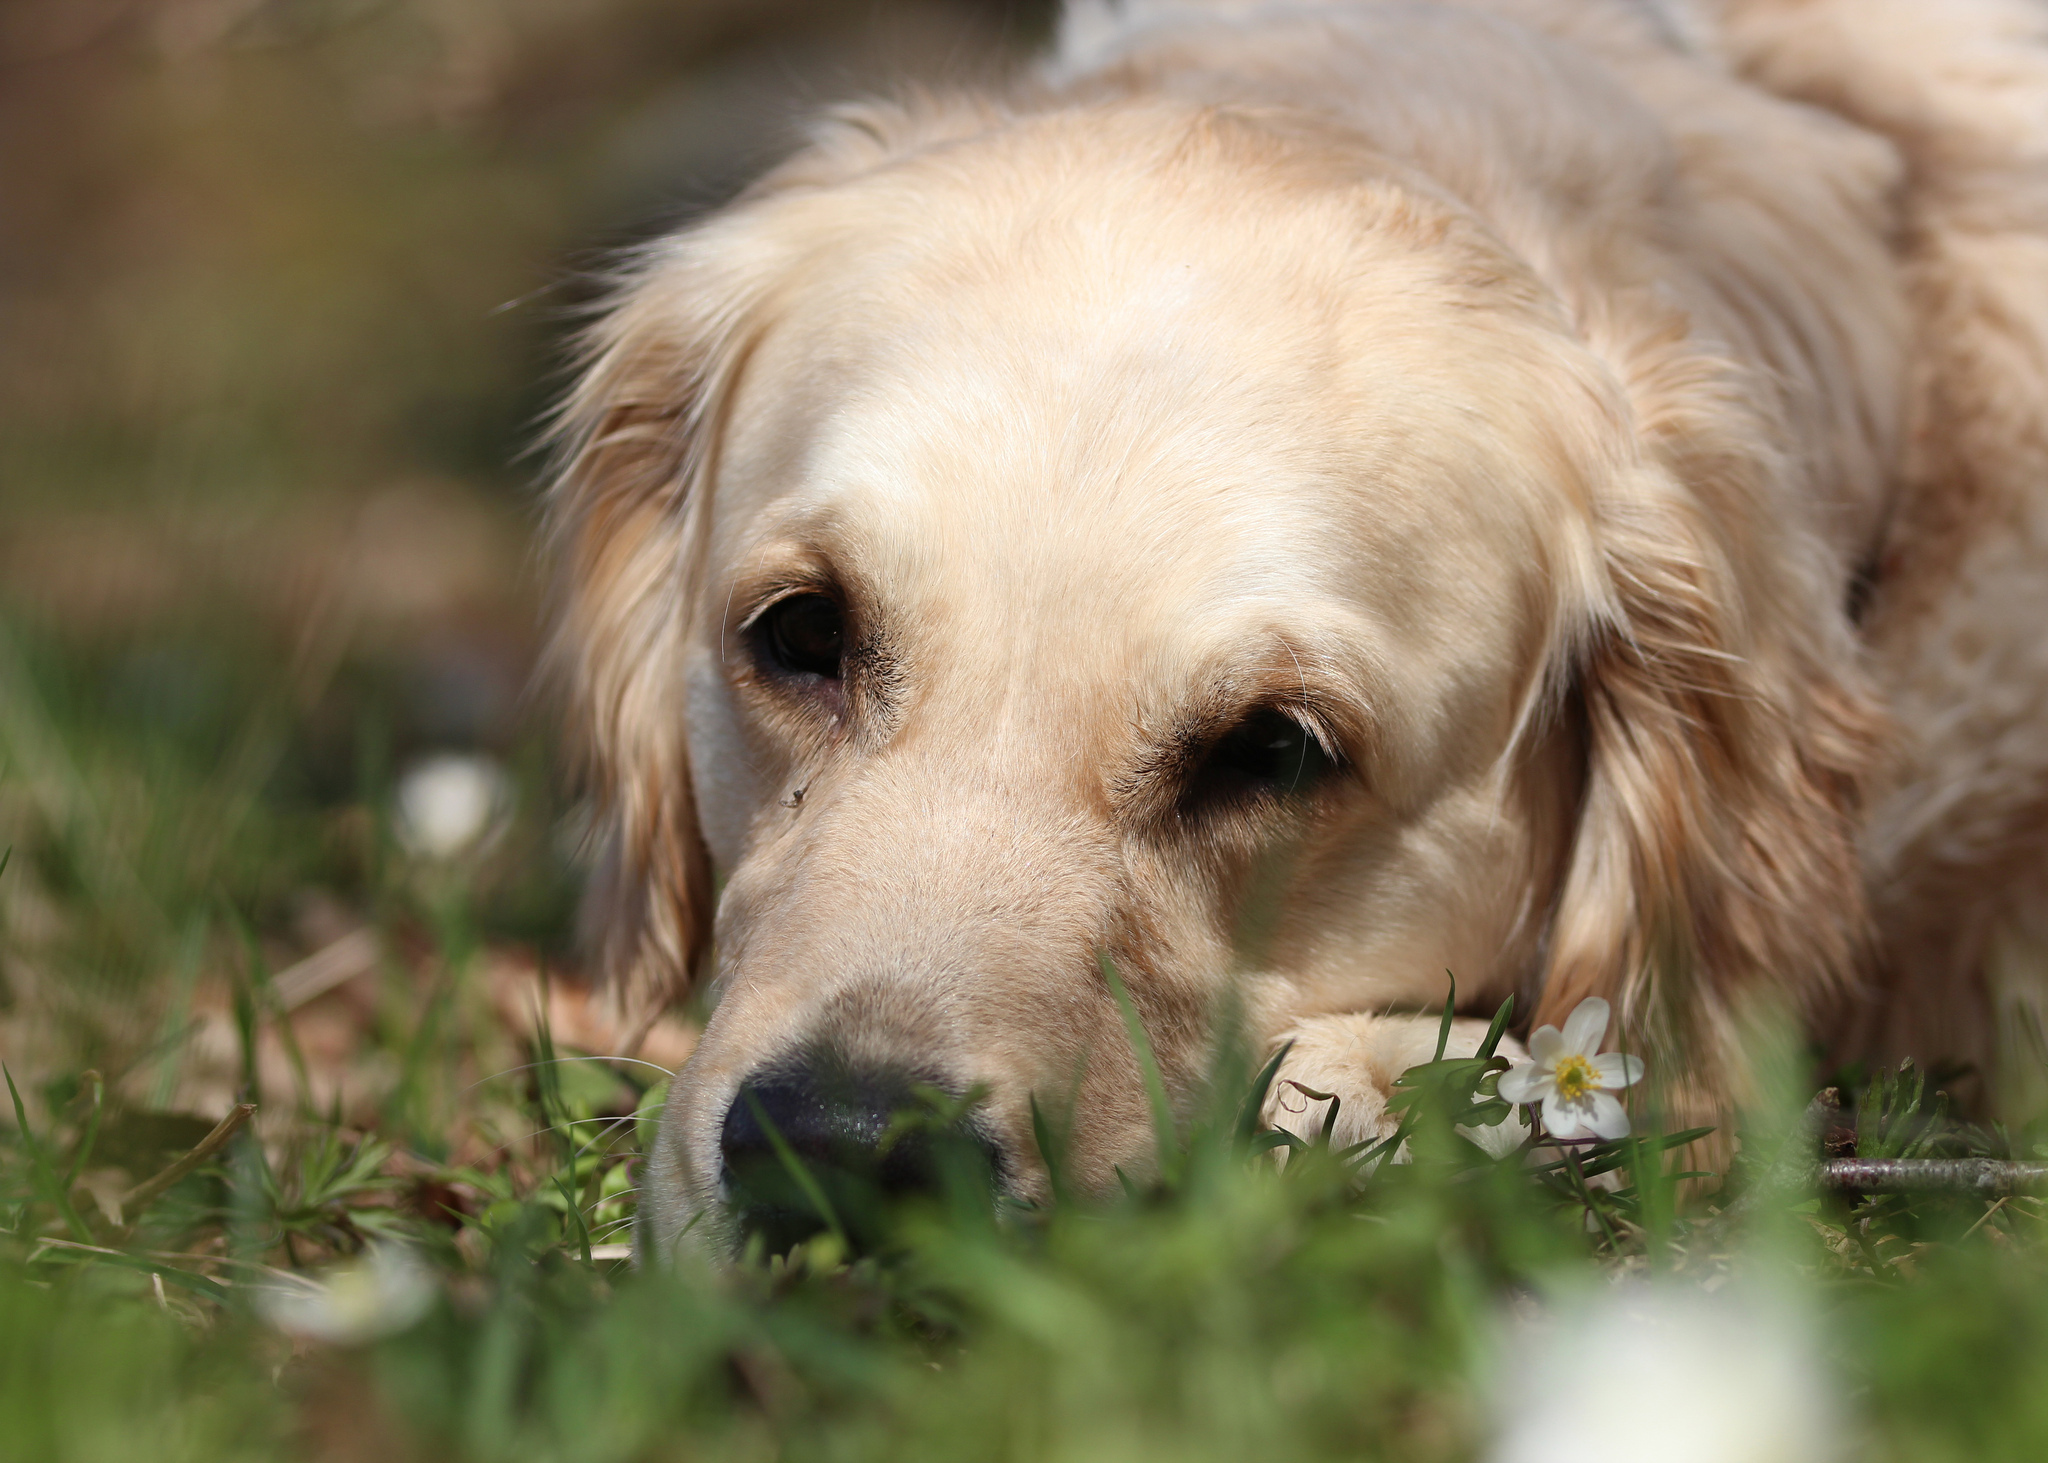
[545,96,999,1021]
[545,242,744,1022]
[1537,330,1886,1114]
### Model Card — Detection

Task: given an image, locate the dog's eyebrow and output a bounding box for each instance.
[723,539,853,636]
[732,569,839,632]
[1113,643,1376,812]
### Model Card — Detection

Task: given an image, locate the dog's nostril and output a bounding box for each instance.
[719,1065,998,1257]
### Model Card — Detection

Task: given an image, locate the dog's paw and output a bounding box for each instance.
[1261,1012,1530,1160]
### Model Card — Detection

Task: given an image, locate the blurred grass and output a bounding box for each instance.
[0,0,1041,1076]
[9,957,2048,1462]
[8,2,2048,1460]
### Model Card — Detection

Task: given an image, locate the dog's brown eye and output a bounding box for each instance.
[757,593,845,680]
[1203,708,1331,798]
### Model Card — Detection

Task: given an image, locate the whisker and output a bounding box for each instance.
[573,1107,664,1159]
[493,1102,665,1156]
[463,1055,678,1096]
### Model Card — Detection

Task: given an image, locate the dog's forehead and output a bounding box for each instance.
[693,130,1618,727]
[721,249,1567,616]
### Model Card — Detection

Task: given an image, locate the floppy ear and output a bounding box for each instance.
[1536,328,1886,1118]
[545,96,1000,1022]
[544,245,742,1022]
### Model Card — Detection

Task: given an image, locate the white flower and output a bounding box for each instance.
[258,1242,436,1345]
[394,752,511,860]
[1491,1281,1840,1463]
[1496,997,1643,1140]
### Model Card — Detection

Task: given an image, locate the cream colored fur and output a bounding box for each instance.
[539,0,2048,1256]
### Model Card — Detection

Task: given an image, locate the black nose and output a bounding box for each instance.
[719,1063,999,1256]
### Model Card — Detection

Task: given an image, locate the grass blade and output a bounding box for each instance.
[555,1174,593,1265]
[1030,1095,1070,1207]
[743,1090,847,1250]
[30,1240,233,1304]
[231,904,312,1114]
[60,1070,105,1196]
[1098,952,1179,1183]
[5,1064,93,1242]
[1235,1041,1294,1144]
[1477,994,1515,1060]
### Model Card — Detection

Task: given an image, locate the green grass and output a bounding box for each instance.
[8,1005,2048,1463]
[9,603,2048,1463]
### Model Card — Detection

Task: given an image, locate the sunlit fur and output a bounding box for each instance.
[541,0,2048,1255]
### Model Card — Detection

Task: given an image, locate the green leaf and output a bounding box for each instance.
[1247,1129,1307,1157]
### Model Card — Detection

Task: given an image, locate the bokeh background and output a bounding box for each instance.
[0,0,1049,1143]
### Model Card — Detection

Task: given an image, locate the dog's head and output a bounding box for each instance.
[547,97,1875,1257]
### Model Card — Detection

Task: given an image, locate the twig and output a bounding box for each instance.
[116,1103,257,1225]
[1960,1197,2009,1242]
[1817,1159,2048,1197]
[268,928,379,1011]
[29,1235,319,1290]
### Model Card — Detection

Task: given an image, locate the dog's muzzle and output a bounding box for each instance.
[718,1060,1001,1256]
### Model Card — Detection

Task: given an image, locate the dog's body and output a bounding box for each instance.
[544,0,2048,1257]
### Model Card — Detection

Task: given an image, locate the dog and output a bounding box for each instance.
[541,0,2048,1258]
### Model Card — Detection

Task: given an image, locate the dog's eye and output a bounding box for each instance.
[1202,708,1331,798]
[756,594,844,680]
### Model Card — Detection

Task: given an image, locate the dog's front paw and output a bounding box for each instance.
[1262,1012,1530,1159]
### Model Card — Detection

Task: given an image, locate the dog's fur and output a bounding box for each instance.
[543,0,2048,1256]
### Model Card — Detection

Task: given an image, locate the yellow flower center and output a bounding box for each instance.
[1553,1053,1601,1101]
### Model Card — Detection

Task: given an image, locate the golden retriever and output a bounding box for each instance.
[543,0,2048,1257]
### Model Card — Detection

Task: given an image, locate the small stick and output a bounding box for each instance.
[1959,1196,2009,1242]
[1817,1159,2048,1197]
[116,1103,257,1226]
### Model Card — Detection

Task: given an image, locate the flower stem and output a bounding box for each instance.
[1562,1138,1621,1250]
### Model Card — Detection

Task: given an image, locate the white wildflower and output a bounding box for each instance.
[1491,1281,1840,1463]
[1496,996,1643,1140]
[394,751,511,860]
[259,1242,436,1346]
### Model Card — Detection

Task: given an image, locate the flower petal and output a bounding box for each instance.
[1458,1106,1532,1160]
[1527,1025,1564,1064]
[1586,1090,1632,1139]
[1593,1051,1645,1090]
[1541,1092,1591,1141]
[1560,997,1610,1056]
[1498,1063,1549,1104]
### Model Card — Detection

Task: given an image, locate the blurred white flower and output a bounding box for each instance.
[1492,1281,1839,1463]
[1461,1105,1534,1160]
[259,1242,435,1345]
[1497,997,1643,1140]
[394,751,511,860]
